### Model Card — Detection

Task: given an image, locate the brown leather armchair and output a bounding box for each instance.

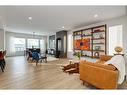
[79,55,119,89]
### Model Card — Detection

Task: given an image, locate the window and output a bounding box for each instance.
[68,34,73,52]
[14,38,25,52]
[27,39,39,48]
[108,25,123,55]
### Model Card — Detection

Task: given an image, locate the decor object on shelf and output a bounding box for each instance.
[95,46,101,50]
[75,52,81,60]
[94,52,99,58]
[94,29,101,32]
[74,39,81,50]
[93,33,99,38]
[99,34,104,38]
[81,38,90,50]
[114,46,123,54]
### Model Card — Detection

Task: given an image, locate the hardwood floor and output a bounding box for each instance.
[0,56,126,89]
[0,56,86,89]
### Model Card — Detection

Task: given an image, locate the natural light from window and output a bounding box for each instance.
[27,39,39,48]
[14,38,25,52]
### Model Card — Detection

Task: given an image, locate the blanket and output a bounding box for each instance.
[105,55,126,84]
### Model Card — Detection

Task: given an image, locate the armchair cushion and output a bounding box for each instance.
[100,55,112,61]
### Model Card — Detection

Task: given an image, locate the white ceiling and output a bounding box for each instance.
[0,6,126,35]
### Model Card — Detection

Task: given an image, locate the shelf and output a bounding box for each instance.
[74,38,82,39]
[92,30,105,33]
[92,38,105,40]
[81,50,92,51]
[93,50,105,52]
[82,34,92,37]
[75,49,105,52]
[74,49,81,50]
[73,34,82,36]
[82,55,92,57]
[93,43,105,44]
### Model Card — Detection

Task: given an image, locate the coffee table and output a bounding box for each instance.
[62,59,80,74]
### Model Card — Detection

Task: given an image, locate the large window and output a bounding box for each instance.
[108,25,123,55]
[14,38,25,52]
[68,34,73,52]
[27,39,39,48]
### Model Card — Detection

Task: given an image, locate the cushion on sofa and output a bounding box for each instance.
[83,61,116,71]
[95,60,106,64]
[100,55,113,61]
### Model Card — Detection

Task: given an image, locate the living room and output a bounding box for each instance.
[0,5,127,92]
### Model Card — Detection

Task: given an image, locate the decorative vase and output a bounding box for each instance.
[114,46,123,54]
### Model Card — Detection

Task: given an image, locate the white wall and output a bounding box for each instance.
[67,15,127,59]
[0,29,5,50]
[5,31,47,56]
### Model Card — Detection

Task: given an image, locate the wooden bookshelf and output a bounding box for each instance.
[73,25,106,58]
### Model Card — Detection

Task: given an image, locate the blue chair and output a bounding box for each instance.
[32,52,39,65]
[32,52,47,66]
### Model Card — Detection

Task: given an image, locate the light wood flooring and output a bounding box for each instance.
[0,56,127,89]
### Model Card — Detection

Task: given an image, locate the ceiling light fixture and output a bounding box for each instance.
[94,14,98,18]
[28,17,32,20]
[62,26,65,29]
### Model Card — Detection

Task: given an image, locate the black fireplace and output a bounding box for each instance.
[56,38,61,58]
[55,30,67,58]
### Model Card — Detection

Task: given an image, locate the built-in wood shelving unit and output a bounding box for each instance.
[73,25,106,58]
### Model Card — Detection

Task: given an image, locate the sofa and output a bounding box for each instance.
[79,55,119,89]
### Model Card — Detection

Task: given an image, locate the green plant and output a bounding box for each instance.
[75,52,81,60]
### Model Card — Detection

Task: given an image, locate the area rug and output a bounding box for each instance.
[47,56,59,62]
[28,56,59,66]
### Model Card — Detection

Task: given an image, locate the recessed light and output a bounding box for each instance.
[62,26,65,29]
[94,14,98,18]
[28,17,32,20]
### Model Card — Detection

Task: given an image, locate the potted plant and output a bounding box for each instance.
[74,52,81,60]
